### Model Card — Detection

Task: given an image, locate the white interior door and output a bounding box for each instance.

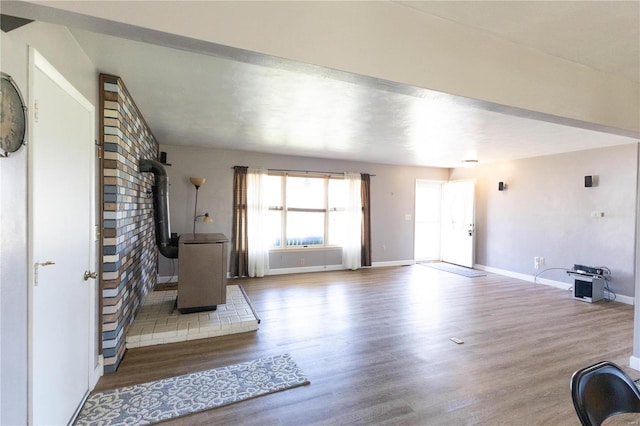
[28,49,97,425]
[441,180,475,268]
[414,180,442,261]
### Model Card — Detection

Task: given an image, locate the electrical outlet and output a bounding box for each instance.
[539,257,545,266]
[300,258,305,265]
[534,256,540,270]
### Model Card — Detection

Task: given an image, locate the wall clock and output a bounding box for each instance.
[1,72,27,157]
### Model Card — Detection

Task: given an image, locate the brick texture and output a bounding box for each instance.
[100,74,158,372]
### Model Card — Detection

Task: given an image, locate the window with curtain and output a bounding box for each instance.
[230,166,271,278]
[246,168,269,277]
[342,172,362,270]
[231,167,371,277]
[266,174,350,249]
[230,166,248,278]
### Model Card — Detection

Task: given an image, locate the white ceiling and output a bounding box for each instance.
[68,1,639,168]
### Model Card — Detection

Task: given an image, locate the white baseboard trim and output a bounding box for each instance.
[474,264,634,305]
[266,264,345,276]
[157,275,178,284]
[474,264,567,287]
[606,292,634,305]
[629,355,640,371]
[372,260,415,268]
[246,260,415,276]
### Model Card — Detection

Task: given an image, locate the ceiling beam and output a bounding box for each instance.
[4,0,638,135]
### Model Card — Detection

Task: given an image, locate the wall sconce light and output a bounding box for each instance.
[498,182,507,191]
[462,159,478,168]
[196,213,213,222]
[190,177,211,234]
[195,213,213,229]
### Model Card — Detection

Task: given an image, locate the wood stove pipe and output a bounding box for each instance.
[140,158,179,259]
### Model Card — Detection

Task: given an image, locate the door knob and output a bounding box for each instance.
[83,270,98,281]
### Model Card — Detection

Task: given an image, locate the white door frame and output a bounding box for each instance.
[27,48,101,424]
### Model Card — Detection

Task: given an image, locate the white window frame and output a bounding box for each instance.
[268,172,345,250]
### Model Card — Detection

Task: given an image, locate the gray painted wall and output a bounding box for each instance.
[158,143,638,299]
[451,143,638,298]
[156,145,449,276]
[1,22,97,425]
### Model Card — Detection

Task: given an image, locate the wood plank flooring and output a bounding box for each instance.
[95,265,636,425]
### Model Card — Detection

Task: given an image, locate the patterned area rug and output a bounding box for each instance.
[421,261,486,277]
[74,353,309,425]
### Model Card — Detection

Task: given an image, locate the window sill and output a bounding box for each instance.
[269,246,342,253]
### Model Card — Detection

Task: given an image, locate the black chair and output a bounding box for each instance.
[570,361,640,425]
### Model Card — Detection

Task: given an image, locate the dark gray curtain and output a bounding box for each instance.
[230,166,248,277]
[361,173,372,267]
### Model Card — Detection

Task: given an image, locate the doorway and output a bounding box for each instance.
[28,49,99,425]
[414,180,443,261]
[414,179,476,268]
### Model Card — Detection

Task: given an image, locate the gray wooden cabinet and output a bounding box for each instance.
[178,233,228,313]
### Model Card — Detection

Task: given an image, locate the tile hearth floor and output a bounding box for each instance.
[126,285,260,349]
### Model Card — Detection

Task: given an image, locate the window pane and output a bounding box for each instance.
[328,211,345,245]
[265,175,282,207]
[328,179,348,208]
[286,211,324,246]
[267,210,282,247]
[287,176,324,209]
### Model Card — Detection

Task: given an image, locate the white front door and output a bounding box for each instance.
[441,180,475,268]
[28,49,97,425]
